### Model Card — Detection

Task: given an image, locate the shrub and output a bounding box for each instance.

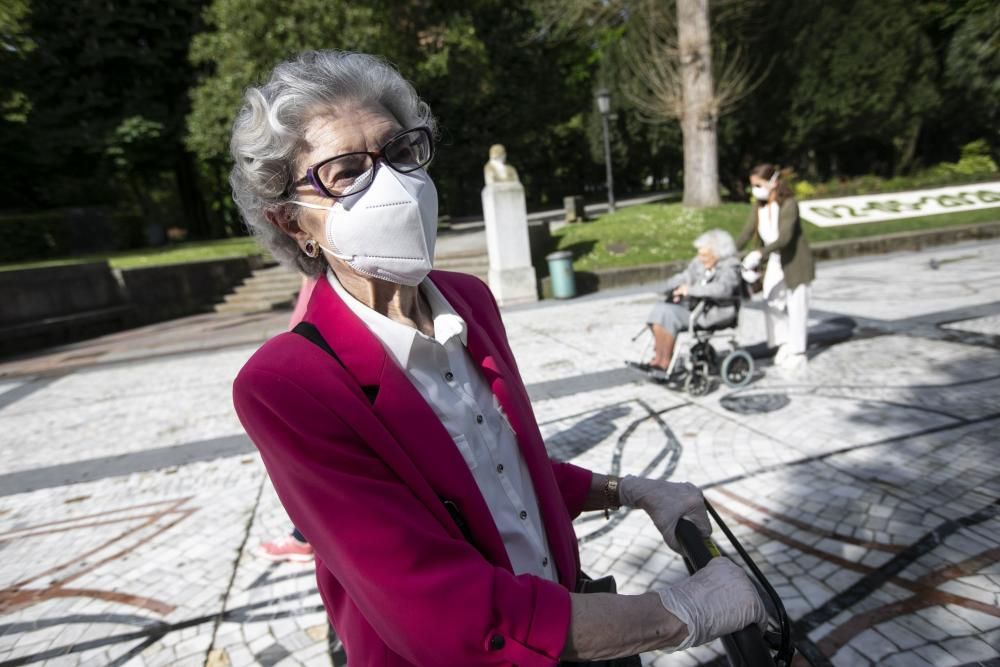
[0,208,145,263]
[793,141,998,200]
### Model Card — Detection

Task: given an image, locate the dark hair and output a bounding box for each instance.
[750,163,794,204]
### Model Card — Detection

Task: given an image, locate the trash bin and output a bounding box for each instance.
[546,250,576,299]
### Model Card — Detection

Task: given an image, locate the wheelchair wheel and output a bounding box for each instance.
[721,350,754,388]
[685,362,711,396]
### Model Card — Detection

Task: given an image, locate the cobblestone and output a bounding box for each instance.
[2,240,999,665]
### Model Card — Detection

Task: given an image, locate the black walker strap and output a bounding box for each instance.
[292,321,378,404]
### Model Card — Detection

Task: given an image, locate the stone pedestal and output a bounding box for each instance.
[482,182,538,305]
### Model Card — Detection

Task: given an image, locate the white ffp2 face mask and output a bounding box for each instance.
[751,172,779,202]
[292,166,439,286]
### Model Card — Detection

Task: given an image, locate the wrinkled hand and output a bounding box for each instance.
[657,558,768,652]
[673,284,690,300]
[742,250,762,270]
[618,476,711,553]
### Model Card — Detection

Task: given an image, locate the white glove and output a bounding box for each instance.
[742,250,762,270]
[658,558,768,651]
[618,476,711,553]
[741,267,761,284]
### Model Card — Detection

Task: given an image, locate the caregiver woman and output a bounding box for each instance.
[231,50,764,666]
[737,164,815,373]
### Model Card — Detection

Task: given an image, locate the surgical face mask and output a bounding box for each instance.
[751,172,778,202]
[292,165,438,286]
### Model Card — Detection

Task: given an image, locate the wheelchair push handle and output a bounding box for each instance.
[674,519,778,667]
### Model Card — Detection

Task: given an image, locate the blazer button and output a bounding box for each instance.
[476,415,484,424]
[489,634,505,651]
[519,510,528,520]
[445,371,454,381]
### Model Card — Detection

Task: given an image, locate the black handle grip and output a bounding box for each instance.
[675,519,777,667]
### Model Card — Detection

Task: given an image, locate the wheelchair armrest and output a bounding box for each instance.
[689,295,742,307]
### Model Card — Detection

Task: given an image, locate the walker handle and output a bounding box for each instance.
[675,519,777,667]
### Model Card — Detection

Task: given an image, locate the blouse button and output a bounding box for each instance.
[519,510,528,520]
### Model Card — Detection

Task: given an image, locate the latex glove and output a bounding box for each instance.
[658,557,768,652]
[741,267,761,284]
[619,475,711,553]
[742,250,762,270]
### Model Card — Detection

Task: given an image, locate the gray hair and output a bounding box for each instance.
[693,229,737,259]
[229,50,436,277]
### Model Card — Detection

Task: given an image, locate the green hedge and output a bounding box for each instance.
[795,140,998,200]
[0,208,146,263]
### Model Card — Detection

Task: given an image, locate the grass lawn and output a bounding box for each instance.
[0,236,264,272]
[554,202,1000,272]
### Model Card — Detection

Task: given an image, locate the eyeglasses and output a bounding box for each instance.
[289,127,434,199]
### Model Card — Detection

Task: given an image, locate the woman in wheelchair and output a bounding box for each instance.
[640,229,742,374]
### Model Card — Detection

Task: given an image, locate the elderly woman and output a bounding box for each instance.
[642,230,742,372]
[231,51,764,666]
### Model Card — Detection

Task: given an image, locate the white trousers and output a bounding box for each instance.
[764,282,809,355]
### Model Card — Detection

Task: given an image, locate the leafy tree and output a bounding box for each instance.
[0,0,35,205]
[187,0,599,219]
[1,0,209,236]
[943,0,1000,158]
[783,0,940,176]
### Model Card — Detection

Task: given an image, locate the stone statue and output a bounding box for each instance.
[483,144,520,185]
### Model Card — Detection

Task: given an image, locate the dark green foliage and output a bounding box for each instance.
[0,0,997,245]
[0,209,145,262]
[5,0,213,235]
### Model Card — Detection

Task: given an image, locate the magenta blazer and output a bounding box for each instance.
[233,270,594,666]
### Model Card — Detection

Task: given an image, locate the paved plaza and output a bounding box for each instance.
[1,240,999,667]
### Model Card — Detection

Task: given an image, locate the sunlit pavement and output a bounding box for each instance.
[1,240,998,666]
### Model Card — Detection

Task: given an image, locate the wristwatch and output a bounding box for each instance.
[604,476,620,520]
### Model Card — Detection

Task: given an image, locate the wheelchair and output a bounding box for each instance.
[628,294,755,397]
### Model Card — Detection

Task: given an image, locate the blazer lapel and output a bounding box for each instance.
[304,275,513,572]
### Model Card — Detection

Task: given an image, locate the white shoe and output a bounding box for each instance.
[775,353,808,379]
[773,344,790,366]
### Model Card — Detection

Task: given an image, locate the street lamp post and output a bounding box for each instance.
[595,88,615,214]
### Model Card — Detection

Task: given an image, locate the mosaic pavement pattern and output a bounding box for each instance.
[1,240,998,666]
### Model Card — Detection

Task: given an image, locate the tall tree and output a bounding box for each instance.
[0,0,35,207]
[186,0,599,219]
[782,0,940,176]
[544,0,763,207]
[6,0,209,230]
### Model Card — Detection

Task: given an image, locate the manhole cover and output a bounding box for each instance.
[720,392,791,415]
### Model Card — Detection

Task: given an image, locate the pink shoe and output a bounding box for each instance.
[256,535,314,563]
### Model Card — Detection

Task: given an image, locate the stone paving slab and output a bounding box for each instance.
[2,240,999,667]
[942,313,1000,337]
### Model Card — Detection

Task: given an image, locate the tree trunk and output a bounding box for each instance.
[677,0,720,208]
[893,119,921,176]
[174,148,211,239]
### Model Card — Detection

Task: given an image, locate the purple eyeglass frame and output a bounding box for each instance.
[288,126,434,199]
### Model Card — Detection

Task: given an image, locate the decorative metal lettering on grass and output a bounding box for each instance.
[799,182,1000,227]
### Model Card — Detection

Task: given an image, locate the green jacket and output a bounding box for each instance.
[736,197,815,290]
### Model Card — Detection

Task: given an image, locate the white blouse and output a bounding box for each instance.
[758,202,785,296]
[326,270,557,581]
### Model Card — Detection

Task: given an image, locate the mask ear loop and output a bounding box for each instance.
[284,200,353,262]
